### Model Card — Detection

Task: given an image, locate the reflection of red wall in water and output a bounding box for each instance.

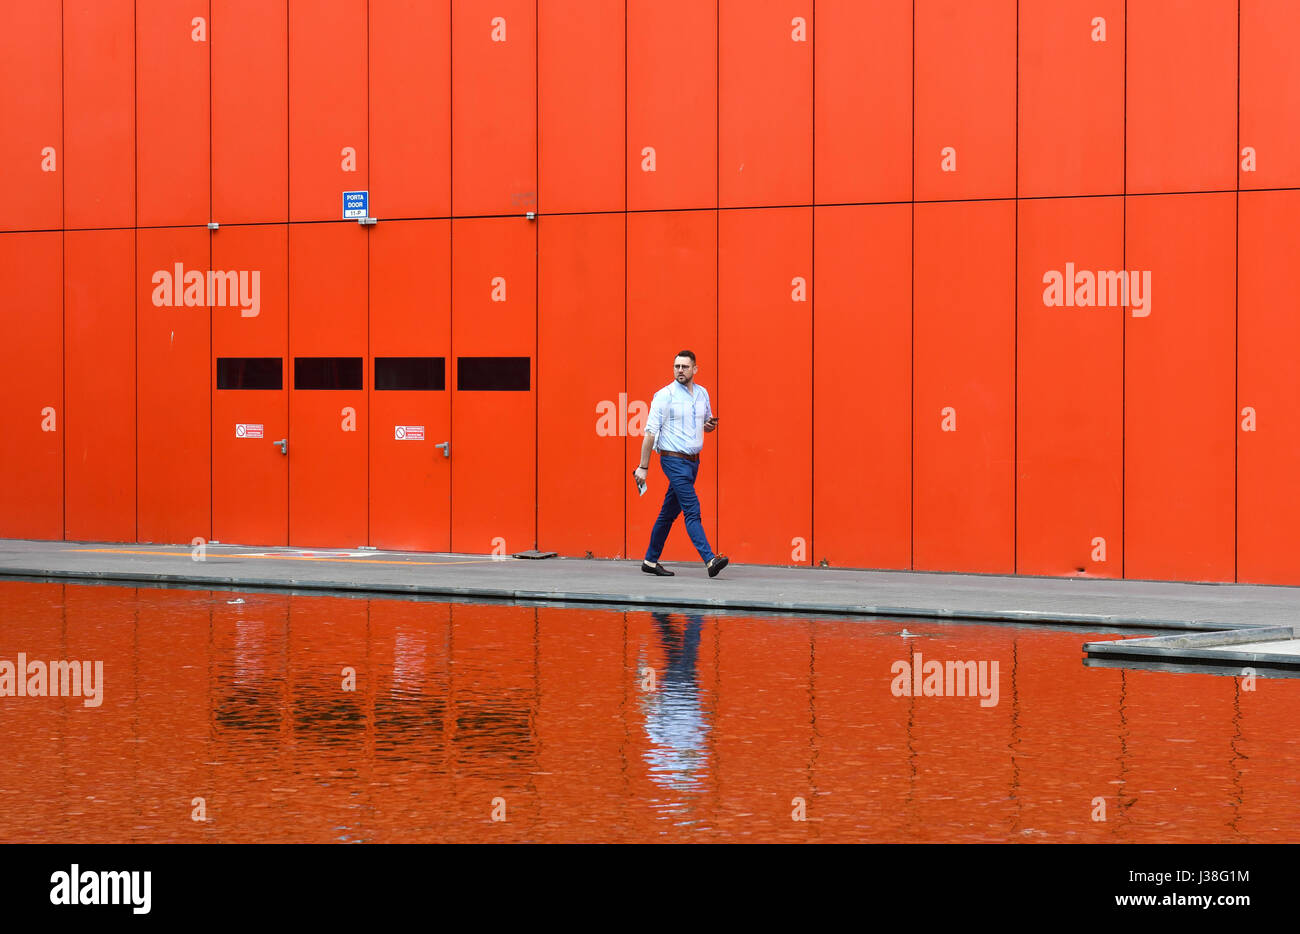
[0,581,1297,843]
[5,1,1300,582]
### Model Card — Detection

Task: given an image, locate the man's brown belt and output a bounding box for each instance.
[660,450,699,463]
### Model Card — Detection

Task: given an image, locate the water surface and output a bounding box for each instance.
[1,580,1294,843]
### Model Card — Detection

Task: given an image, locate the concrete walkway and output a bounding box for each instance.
[1,537,1298,639]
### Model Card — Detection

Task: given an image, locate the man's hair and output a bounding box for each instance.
[674,349,696,364]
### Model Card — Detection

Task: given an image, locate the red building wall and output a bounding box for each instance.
[1,0,1296,584]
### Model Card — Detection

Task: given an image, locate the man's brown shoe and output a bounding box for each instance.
[706,555,729,578]
[642,561,675,577]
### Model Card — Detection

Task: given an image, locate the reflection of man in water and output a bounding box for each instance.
[641,613,709,795]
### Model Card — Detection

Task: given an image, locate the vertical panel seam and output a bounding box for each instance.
[1234,0,1240,582]
[61,0,66,540]
[1121,0,1127,580]
[134,0,139,544]
[624,0,628,560]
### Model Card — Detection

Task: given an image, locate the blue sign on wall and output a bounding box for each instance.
[342,190,369,219]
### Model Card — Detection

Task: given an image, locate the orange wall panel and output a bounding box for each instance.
[450,217,536,554]
[1016,197,1123,577]
[137,227,211,544]
[289,387,367,549]
[913,200,1015,573]
[0,1,62,230]
[370,0,451,219]
[719,0,813,208]
[1240,0,1300,190]
[718,207,811,565]
[1126,0,1236,194]
[914,0,1016,201]
[212,0,287,224]
[813,203,911,570]
[212,224,289,546]
[64,0,135,229]
[1237,190,1300,584]
[288,223,367,547]
[1018,0,1124,198]
[627,0,717,211]
[65,229,135,542]
[289,223,367,354]
[137,0,210,227]
[538,0,624,214]
[289,0,367,222]
[626,210,717,563]
[814,0,911,205]
[369,219,451,552]
[1124,193,1235,581]
[213,224,287,358]
[452,0,536,217]
[538,213,625,558]
[0,233,63,539]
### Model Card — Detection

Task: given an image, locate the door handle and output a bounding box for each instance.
[434,441,450,458]
[274,438,288,455]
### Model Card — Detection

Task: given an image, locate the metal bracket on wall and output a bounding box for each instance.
[207,222,219,230]
[358,216,377,226]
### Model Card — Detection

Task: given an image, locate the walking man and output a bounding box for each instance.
[633,350,729,578]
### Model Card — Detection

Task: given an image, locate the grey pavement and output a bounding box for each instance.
[0,537,1297,633]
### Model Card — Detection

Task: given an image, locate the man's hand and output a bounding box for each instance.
[704,415,718,433]
[633,466,648,483]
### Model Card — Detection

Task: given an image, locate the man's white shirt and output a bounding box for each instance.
[644,380,712,455]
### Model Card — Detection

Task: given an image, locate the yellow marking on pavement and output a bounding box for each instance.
[70,548,499,567]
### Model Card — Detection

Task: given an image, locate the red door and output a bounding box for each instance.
[369,219,452,552]
[212,224,289,545]
[450,217,536,555]
[288,223,368,547]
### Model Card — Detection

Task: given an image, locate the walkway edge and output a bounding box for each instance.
[0,563,1249,630]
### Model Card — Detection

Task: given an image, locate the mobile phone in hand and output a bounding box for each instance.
[634,473,647,496]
